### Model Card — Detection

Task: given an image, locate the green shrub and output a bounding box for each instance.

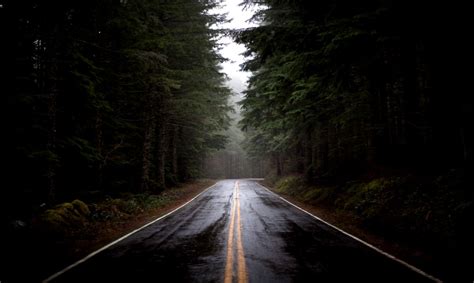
[275,175,306,195]
[92,197,144,220]
[40,200,90,236]
[302,187,334,204]
[273,171,470,245]
[263,171,280,186]
[71,199,90,216]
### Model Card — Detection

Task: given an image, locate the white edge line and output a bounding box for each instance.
[42,182,219,283]
[256,182,442,283]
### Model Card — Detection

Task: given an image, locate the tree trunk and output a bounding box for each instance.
[47,88,57,202]
[304,129,313,173]
[317,126,329,173]
[156,99,167,190]
[156,121,166,190]
[96,111,104,188]
[141,100,156,192]
[275,154,282,176]
[170,126,179,178]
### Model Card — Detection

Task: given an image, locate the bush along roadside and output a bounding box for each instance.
[267,169,472,281]
[3,180,215,282]
[36,193,178,238]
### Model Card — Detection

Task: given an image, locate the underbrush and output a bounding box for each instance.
[36,191,183,238]
[1,180,214,282]
[272,169,472,248]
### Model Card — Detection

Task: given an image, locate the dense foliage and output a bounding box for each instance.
[238,2,472,279]
[1,0,231,218]
[237,0,472,180]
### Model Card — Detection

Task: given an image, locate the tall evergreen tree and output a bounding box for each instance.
[237,0,472,180]
[2,0,231,218]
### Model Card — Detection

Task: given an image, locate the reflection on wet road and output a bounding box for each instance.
[47,180,436,282]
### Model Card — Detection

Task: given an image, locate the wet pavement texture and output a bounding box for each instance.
[49,180,434,282]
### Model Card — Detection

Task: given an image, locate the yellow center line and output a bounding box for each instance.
[224,183,237,283]
[224,181,248,283]
[236,181,248,283]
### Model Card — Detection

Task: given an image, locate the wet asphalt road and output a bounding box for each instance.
[47,180,435,283]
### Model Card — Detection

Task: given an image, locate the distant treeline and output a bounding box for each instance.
[203,151,265,179]
[1,0,230,216]
[237,0,473,180]
[203,110,266,179]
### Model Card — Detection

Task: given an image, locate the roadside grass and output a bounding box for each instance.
[272,171,471,243]
[5,179,216,282]
[37,180,215,240]
[266,170,473,280]
[38,192,178,237]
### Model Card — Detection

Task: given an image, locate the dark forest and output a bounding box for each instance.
[0,0,472,282]
[2,0,231,209]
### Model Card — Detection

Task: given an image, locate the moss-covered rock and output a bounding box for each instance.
[72,199,90,216]
[40,200,90,236]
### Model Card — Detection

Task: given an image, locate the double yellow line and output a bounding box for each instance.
[224,181,248,283]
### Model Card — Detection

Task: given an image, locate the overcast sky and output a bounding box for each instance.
[212,0,257,96]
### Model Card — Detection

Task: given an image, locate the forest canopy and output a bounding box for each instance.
[1,0,232,216]
[236,0,473,180]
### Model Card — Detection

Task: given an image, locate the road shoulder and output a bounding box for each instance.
[9,180,218,282]
[259,181,441,281]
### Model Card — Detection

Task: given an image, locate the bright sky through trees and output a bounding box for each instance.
[212,0,257,95]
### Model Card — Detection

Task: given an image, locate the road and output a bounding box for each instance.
[45,179,437,282]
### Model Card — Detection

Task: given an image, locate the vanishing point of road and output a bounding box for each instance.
[45,179,439,283]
